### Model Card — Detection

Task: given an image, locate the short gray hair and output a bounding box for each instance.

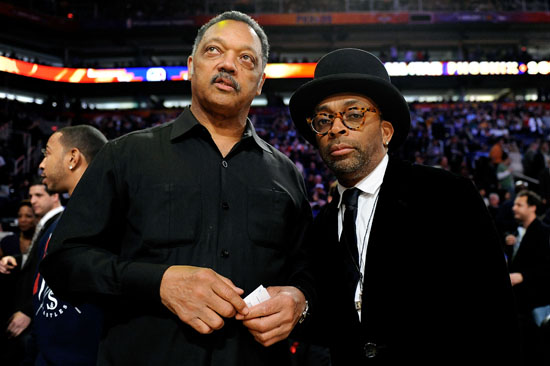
[191,11,269,69]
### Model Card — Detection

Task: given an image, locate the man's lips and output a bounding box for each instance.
[213,77,236,91]
[329,143,355,156]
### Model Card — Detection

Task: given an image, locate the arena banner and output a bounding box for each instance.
[121,12,550,29]
[255,12,409,25]
[433,11,550,23]
[128,12,550,27]
[0,56,548,83]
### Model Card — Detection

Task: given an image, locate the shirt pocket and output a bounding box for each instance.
[137,183,201,248]
[247,187,295,249]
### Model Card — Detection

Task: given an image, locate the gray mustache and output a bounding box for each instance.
[211,72,241,92]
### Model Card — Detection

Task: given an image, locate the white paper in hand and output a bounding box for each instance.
[244,285,271,307]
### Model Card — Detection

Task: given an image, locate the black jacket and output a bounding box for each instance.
[307,157,520,365]
[505,218,550,313]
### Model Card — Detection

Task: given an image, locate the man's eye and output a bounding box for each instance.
[206,46,220,54]
[240,54,255,66]
[316,117,332,126]
[347,113,363,120]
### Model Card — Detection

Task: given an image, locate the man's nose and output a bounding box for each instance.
[328,116,348,137]
[218,52,237,74]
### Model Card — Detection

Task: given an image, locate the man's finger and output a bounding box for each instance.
[217,274,244,295]
[200,306,227,331]
[189,316,214,335]
[12,327,23,337]
[6,322,15,335]
[250,326,286,347]
[241,307,283,332]
[237,295,278,320]
[212,276,249,316]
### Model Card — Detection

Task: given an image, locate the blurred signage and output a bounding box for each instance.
[0,56,548,83]
[385,60,550,76]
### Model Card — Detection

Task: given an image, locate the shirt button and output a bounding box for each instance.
[220,249,230,258]
[222,160,228,168]
[221,202,229,210]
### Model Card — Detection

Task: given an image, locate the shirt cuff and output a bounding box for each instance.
[121,262,172,303]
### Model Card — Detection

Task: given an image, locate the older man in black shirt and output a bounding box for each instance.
[40,11,313,366]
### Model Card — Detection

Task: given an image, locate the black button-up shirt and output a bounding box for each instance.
[41,108,313,366]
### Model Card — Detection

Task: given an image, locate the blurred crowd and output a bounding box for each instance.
[0,99,549,223]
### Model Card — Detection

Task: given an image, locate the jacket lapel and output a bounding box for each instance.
[360,158,411,332]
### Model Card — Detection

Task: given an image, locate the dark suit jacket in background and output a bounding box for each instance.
[505,218,550,313]
[307,157,520,365]
[14,211,63,319]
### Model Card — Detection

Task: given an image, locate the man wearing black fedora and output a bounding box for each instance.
[289,48,520,365]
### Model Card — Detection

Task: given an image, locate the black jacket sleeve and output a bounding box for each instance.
[40,142,171,306]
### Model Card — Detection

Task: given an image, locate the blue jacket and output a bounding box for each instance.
[32,218,103,366]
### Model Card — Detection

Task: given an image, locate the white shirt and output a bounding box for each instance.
[512,226,526,260]
[337,154,389,321]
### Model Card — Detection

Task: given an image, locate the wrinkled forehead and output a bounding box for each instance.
[201,19,262,52]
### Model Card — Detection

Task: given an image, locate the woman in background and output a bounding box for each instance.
[0,200,36,259]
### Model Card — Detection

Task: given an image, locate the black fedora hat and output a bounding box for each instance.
[289,48,410,150]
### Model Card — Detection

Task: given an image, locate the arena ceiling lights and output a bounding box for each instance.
[1,56,549,83]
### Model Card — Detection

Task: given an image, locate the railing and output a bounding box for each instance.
[11,132,42,177]
[13,154,25,176]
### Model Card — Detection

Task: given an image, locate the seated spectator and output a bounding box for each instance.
[487,192,501,221]
[0,199,36,366]
[497,152,515,197]
[0,200,36,259]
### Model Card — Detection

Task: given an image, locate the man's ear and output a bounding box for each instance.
[256,73,266,96]
[187,56,193,79]
[68,148,84,170]
[381,120,394,146]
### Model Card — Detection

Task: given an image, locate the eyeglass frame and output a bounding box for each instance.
[306,106,382,136]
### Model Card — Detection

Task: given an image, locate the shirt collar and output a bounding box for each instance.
[169,107,200,141]
[170,107,271,154]
[38,205,65,227]
[337,154,389,208]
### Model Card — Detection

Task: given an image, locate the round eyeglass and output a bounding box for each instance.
[307,107,380,136]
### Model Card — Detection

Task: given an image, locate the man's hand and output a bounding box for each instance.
[236,286,306,347]
[0,256,17,274]
[6,311,31,338]
[159,265,249,334]
[505,234,517,246]
[510,272,524,286]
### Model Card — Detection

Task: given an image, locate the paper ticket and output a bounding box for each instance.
[244,285,271,307]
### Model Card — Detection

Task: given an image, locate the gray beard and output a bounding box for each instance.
[320,147,371,178]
